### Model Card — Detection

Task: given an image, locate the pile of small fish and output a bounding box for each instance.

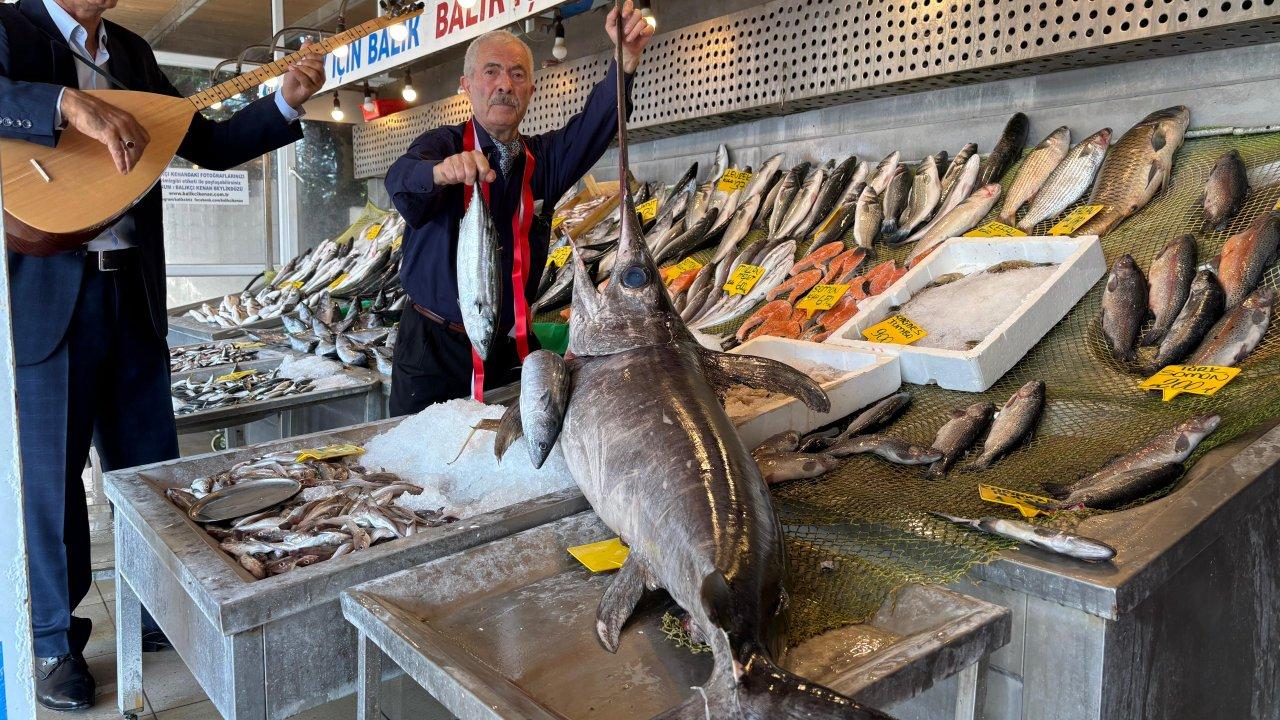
[170,370,315,415]
[184,215,407,329]
[281,290,400,375]
[169,342,260,374]
[166,451,454,578]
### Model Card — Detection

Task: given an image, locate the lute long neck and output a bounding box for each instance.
[187,7,424,111]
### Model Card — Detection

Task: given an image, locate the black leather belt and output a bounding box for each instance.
[413,303,467,334]
[87,248,137,272]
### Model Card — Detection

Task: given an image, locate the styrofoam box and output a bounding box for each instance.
[827,236,1106,392]
[728,336,902,448]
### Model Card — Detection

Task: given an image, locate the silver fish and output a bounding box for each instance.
[456,193,503,360]
[1190,287,1274,367]
[906,183,1003,267]
[710,143,730,183]
[879,164,912,237]
[1150,270,1224,370]
[1099,254,1148,363]
[710,195,763,263]
[892,156,942,242]
[967,380,1045,471]
[825,434,943,465]
[831,390,913,444]
[1203,149,1250,232]
[1016,128,1112,231]
[1141,234,1197,346]
[803,198,859,256]
[774,166,827,239]
[926,402,995,480]
[509,349,571,469]
[905,153,983,246]
[755,451,841,485]
[1045,462,1184,510]
[867,150,901,194]
[795,155,859,240]
[999,125,1071,225]
[1079,106,1190,236]
[740,153,785,200]
[653,207,720,265]
[766,162,811,238]
[853,184,883,250]
[938,143,977,208]
[930,512,1116,563]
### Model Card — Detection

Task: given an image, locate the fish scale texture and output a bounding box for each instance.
[543,131,1280,645]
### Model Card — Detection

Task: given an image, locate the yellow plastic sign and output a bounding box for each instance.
[637,198,660,223]
[1049,205,1106,236]
[862,315,928,345]
[364,223,383,241]
[232,342,266,350]
[797,284,850,314]
[282,280,305,290]
[214,369,258,383]
[662,256,704,283]
[295,444,367,463]
[723,264,766,296]
[567,537,630,572]
[717,168,753,193]
[392,235,403,251]
[327,273,349,290]
[547,246,573,268]
[964,221,1028,238]
[979,484,1053,518]
[551,215,566,231]
[1139,364,1242,401]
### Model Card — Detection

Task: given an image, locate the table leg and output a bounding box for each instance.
[953,657,989,720]
[358,632,385,720]
[115,572,145,719]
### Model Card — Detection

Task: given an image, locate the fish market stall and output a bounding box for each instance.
[168,340,288,376]
[106,400,589,720]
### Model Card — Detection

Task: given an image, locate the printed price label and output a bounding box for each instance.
[547,246,573,268]
[1048,204,1105,235]
[295,444,367,463]
[1139,364,1241,401]
[723,264,766,296]
[392,235,403,251]
[327,273,349,290]
[364,223,383,241]
[282,280,305,290]
[567,537,630,572]
[964,221,1028,238]
[214,369,258,383]
[662,256,704,283]
[862,315,928,345]
[637,198,659,223]
[717,168,753,193]
[796,284,850,314]
[551,215,566,231]
[232,342,266,350]
[979,484,1054,518]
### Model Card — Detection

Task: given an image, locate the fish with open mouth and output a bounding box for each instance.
[930,512,1116,563]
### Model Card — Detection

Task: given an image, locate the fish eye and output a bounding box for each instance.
[622,265,649,289]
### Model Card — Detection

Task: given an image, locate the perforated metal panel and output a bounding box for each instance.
[354,0,1280,178]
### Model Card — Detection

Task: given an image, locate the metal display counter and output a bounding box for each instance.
[167,298,280,346]
[105,420,589,720]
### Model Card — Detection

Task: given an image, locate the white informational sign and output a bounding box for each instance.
[161,168,250,206]
[320,0,570,93]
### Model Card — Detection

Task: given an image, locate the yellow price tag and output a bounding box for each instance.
[392,235,403,251]
[723,264,765,296]
[232,342,265,350]
[1139,364,1241,401]
[978,484,1054,518]
[637,198,659,223]
[662,256,704,283]
[295,444,367,463]
[567,537,630,573]
[281,280,304,290]
[214,369,258,383]
[964,221,1028,238]
[717,168,753,193]
[552,215,566,231]
[1275,197,1280,211]
[1048,205,1105,236]
[862,315,928,345]
[327,274,349,290]
[547,246,573,268]
[796,284,850,314]
[364,223,383,241]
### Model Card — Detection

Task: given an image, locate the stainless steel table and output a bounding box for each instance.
[167,299,283,347]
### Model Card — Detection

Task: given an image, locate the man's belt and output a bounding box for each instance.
[87,248,137,272]
[413,303,468,335]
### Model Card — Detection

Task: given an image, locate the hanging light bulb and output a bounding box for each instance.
[332,18,349,59]
[401,69,417,102]
[388,22,409,42]
[551,15,567,61]
[330,93,345,122]
[362,82,376,113]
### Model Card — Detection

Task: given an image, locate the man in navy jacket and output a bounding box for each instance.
[0,0,324,709]
[384,1,654,414]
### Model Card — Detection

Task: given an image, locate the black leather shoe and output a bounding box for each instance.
[141,627,172,653]
[34,654,95,711]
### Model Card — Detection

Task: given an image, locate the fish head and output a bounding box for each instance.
[1182,414,1222,439]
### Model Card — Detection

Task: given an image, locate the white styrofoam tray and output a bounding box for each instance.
[728,337,902,448]
[827,236,1106,392]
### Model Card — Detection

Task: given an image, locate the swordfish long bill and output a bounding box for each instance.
[494,7,895,719]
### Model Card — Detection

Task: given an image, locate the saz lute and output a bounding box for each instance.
[1,2,423,257]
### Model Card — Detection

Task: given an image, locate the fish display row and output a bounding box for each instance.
[170,369,315,415]
[168,342,261,374]
[279,289,401,375]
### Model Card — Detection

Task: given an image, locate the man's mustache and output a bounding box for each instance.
[490,94,520,108]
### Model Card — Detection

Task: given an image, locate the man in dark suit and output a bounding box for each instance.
[0,0,325,709]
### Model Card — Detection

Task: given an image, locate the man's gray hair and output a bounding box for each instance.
[463,30,534,78]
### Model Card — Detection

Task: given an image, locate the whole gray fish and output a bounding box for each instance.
[825,434,943,465]
[693,240,796,330]
[853,184,883,249]
[710,194,763,263]
[892,156,942,242]
[967,380,1045,471]
[456,193,502,360]
[1016,129,1111,231]
[658,162,698,208]
[1190,287,1274,367]
[1075,414,1220,488]
[755,451,841,485]
[879,164,913,237]
[938,143,977,207]
[931,150,949,169]
[1099,254,1147,363]
[1150,270,1224,370]
[507,349,571,469]
[999,125,1071,225]
[756,173,788,230]
[906,183,1002,267]
[710,143,731,183]
[797,155,859,239]
[867,150,900,194]
[647,187,692,246]
[1079,106,1190,236]
[766,162,811,237]
[977,112,1030,186]
[906,154,982,245]
[533,263,575,314]
[926,402,995,480]
[653,207,720,265]
[647,216,685,256]
[834,390,913,443]
[1202,149,1249,232]
[775,166,828,238]
[506,52,894,716]
[1216,211,1280,308]
[1141,234,1197,346]
[1044,462,1184,510]
[754,430,801,454]
[739,153,785,201]
[930,512,1116,563]
[804,198,859,256]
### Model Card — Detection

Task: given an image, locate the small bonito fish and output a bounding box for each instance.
[1190,287,1274,367]
[1099,254,1147,363]
[1149,270,1224,370]
[999,125,1070,225]
[927,402,995,480]
[967,380,1045,471]
[1141,234,1197,347]
[1016,128,1111,231]
[930,512,1116,563]
[456,192,503,360]
[1202,149,1249,232]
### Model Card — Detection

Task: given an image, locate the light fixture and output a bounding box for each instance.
[388,21,409,42]
[362,81,375,112]
[636,0,656,29]
[333,17,349,59]
[330,93,345,121]
[551,14,567,61]
[401,69,417,102]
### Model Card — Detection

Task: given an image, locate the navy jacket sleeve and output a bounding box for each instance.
[385,129,457,228]
[0,20,63,146]
[535,61,634,204]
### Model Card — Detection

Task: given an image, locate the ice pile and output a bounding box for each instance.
[897,264,1058,351]
[362,399,575,519]
[278,354,361,390]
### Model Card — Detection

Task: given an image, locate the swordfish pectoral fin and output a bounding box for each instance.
[595,554,650,653]
[493,403,523,463]
[697,348,832,413]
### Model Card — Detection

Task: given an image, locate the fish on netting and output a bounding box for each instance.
[1015,128,1111,231]
[1098,254,1147,363]
[966,380,1045,471]
[1202,149,1249,232]
[1141,234,1197,347]
[977,112,1030,186]
[998,125,1070,226]
[926,401,995,480]
[1077,106,1190,236]
[1189,287,1275,367]
[930,512,1116,563]
[824,433,943,465]
[1214,211,1280,309]
[1148,270,1224,371]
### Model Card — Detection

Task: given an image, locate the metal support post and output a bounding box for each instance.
[272,0,301,266]
[357,633,384,720]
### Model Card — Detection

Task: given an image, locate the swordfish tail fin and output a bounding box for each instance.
[650,648,899,720]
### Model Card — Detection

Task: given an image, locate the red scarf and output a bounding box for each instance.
[461,119,535,402]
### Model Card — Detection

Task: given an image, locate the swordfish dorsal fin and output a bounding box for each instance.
[697,347,832,413]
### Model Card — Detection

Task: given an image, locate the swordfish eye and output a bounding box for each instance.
[622,265,650,289]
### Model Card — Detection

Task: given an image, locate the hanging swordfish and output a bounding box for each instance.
[494,6,896,719]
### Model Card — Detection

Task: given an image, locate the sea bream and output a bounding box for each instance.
[1077,106,1190,236]
[496,22,898,718]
